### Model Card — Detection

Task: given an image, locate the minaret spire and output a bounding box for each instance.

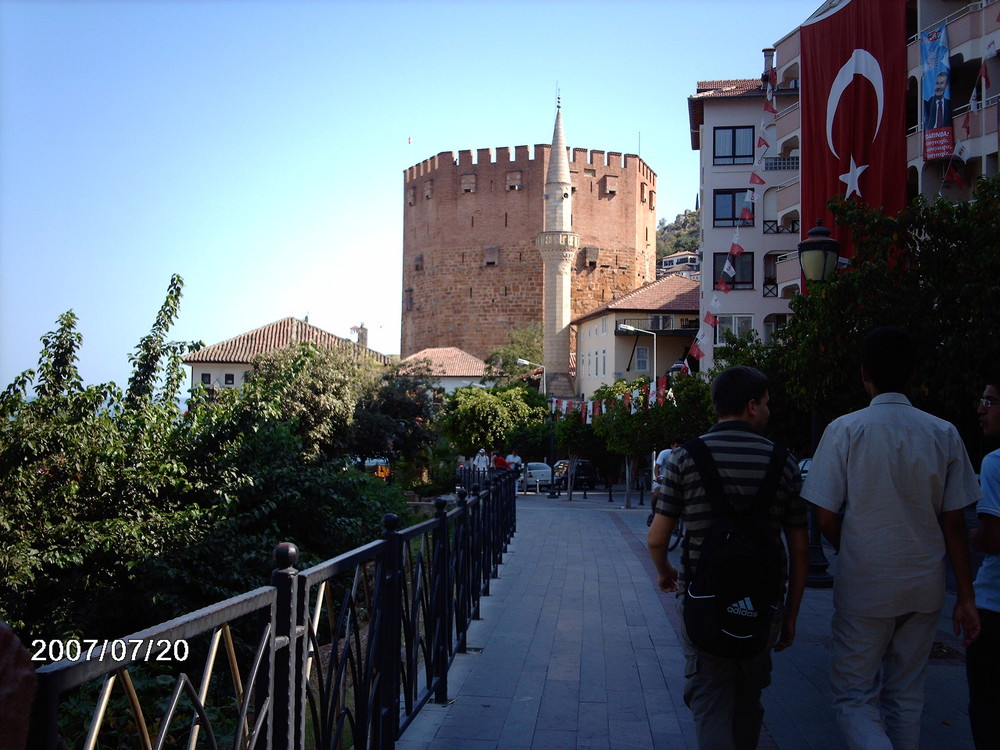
[536,99,579,399]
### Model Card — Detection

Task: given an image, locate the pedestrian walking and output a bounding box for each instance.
[967,379,1000,750]
[648,365,808,749]
[802,327,981,750]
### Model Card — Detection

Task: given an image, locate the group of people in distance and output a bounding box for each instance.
[470,447,522,473]
[648,327,998,750]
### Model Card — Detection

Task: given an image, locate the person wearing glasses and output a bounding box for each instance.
[968,383,1000,749]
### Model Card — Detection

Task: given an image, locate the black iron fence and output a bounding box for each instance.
[28,469,519,750]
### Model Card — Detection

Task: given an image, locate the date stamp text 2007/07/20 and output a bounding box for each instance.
[30,638,190,663]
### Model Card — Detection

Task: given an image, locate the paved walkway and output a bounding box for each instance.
[398,488,976,750]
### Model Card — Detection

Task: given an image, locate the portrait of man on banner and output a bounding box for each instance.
[922,24,955,159]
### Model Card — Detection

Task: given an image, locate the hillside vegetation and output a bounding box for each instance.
[656,209,699,259]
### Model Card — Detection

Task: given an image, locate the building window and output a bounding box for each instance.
[505,171,522,191]
[407,186,416,206]
[636,346,649,372]
[714,126,755,165]
[714,314,753,345]
[602,349,606,376]
[713,252,755,290]
[201,373,211,385]
[415,253,424,271]
[484,246,499,266]
[649,190,656,210]
[424,180,433,199]
[224,373,235,386]
[461,173,476,193]
[714,190,754,227]
[764,314,789,342]
[604,175,619,195]
[404,288,414,311]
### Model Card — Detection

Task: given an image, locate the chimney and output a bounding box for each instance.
[762,48,775,88]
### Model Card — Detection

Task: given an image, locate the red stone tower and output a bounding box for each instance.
[401,109,657,395]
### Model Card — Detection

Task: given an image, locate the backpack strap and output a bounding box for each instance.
[683,436,788,516]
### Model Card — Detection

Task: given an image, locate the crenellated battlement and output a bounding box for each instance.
[404,144,657,183]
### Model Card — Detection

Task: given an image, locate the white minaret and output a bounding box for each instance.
[536,101,579,398]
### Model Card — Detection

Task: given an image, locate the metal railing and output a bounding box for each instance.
[28,469,519,750]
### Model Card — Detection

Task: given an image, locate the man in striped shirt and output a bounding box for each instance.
[648,365,808,750]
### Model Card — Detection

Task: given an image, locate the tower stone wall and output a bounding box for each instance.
[401,144,657,361]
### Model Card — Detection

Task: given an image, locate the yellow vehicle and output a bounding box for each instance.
[365,458,391,480]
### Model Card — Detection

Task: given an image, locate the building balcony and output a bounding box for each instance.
[763,218,800,235]
[762,156,799,171]
[616,316,700,335]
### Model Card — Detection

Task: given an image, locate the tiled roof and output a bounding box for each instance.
[693,79,763,97]
[182,317,390,365]
[572,275,700,325]
[402,347,487,378]
[688,78,764,149]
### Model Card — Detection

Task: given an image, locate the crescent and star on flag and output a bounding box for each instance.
[827,48,884,199]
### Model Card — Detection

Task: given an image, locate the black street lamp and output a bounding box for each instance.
[547,395,559,498]
[798,219,840,589]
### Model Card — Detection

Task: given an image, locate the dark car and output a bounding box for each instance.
[553,459,599,490]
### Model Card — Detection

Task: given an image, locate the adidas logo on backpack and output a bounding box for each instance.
[726,598,758,618]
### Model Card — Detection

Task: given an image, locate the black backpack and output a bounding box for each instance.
[681,437,787,659]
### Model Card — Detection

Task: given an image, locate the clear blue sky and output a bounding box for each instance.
[0,0,820,390]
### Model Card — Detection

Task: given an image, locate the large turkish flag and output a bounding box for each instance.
[800,0,907,258]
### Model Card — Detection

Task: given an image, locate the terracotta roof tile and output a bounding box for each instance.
[572,275,700,324]
[182,317,390,365]
[402,347,487,378]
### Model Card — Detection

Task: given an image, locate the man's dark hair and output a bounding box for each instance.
[861,327,915,393]
[711,366,769,418]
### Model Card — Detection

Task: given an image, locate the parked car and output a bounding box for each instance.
[518,462,553,491]
[552,459,599,490]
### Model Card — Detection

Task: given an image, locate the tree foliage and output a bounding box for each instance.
[0,276,409,643]
[484,321,544,388]
[778,177,1000,455]
[439,385,545,455]
[656,209,700,259]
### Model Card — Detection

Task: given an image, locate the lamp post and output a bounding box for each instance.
[547,395,559,498]
[798,219,840,589]
[618,323,657,392]
[517,358,546,395]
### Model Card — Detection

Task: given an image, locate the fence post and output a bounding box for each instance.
[378,513,403,750]
[270,542,299,750]
[454,489,470,652]
[432,498,451,703]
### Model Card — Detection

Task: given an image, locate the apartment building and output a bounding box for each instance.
[689,0,998,370]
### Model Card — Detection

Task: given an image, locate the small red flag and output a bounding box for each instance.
[740,206,754,221]
[961,111,971,138]
[704,311,719,327]
[730,242,745,256]
[749,172,766,185]
[756,135,769,150]
[689,342,705,360]
[763,97,777,114]
[946,164,965,187]
[981,59,991,89]
[716,278,731,293]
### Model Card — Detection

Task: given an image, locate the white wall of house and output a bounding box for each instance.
[696,93,799,371]
[575,312,693,400]
[187,364,251,391]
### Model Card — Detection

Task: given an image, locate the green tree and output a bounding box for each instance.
[717,175,1000,461]
[484,322,544,387]
[656,209,700,259]
[0,277,408,643]
[247,342,382,462]
[440,385,545,456]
